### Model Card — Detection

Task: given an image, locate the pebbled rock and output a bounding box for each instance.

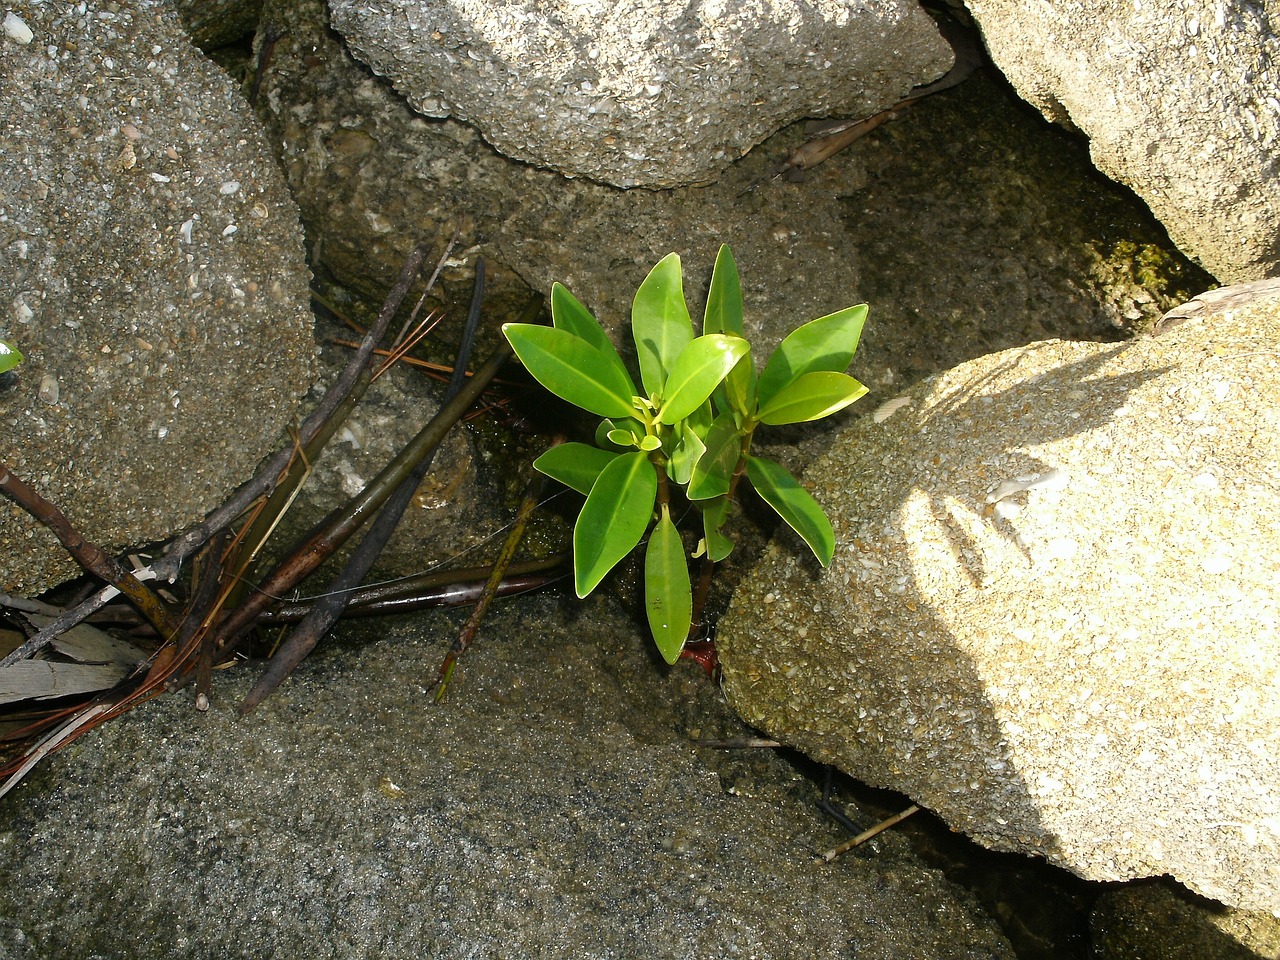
[0,0,315,595]
[327,0,955,188]
[964,0,1280,284]
[717,290,1280,912]
[0,594,1017,960]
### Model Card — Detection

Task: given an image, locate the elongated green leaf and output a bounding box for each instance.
[504,323,637,419]
[658,335,749,425]
[756,371,869,425]
[645,505,692,664]
[632,253,693,397]
[574,451,657,597]
[757,303,869,407]
[699,495,734,562]
[746,455,835,566]
[703,244,744,337]
[688,412,741,501]
[533,443,619,495]
[551,283,612,353]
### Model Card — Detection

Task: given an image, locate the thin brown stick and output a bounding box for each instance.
[820,804,920,862]
[0,463,179,663]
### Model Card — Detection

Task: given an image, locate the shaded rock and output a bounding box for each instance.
[1091,880,1280,960]
[0,595,1016,959]
[328,0,954,188]
[717,292,1280,912]
[255,0,1208,409]
[0,0,315,595]
[965,0,1280,283]
[173,0,262,49]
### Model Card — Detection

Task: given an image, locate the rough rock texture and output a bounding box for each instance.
[257,0,1210,406]
[964,0,1280,284]
[0,595,1017,960]
[0,1,316,595]
[717,294,1280,912]
[1091,881,1280,960]
[327,0,955,187]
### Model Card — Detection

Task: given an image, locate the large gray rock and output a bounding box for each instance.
[718,289,1280,912]
[0,1,315,595]
[964,0,1280,284]
[0,595,1017,959]
[257,0,1209,413]
[327,0,955,187]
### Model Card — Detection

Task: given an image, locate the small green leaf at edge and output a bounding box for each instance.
[631,253,693,398]
[704,244,744,337]
[756,371,869,426]
[503,323,637,420]
[550,283,613,353]
[745,455,835,567]
[533,443,619,496]
[574,451,658,597]
[658,334,749,425]
[0,340,22,375]
[645,505,692,665]
[756,303,869,407]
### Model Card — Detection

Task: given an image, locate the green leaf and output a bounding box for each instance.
[699,496,735,562]
[533,443,619,496]
[756,371,869,425]
[596,417,645,450]
[688,412,741,501]
[645,505,692,664]
[550,283,613,353]
[503,323,638,419]
[717,346,756,419]
[756,303,869,407]
[574,451,657,597]
[746,455,835,566]
[0,340,22,375]
[657,335,749,425]
[703,244,744,337]
[667,417,706,487]
[631,253,693,398]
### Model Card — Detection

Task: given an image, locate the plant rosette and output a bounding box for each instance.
[504,245,868,664]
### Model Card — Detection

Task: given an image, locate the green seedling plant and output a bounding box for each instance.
[503,245,868,664]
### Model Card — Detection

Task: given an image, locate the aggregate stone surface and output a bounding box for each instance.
[0,594,1016,960]
[0,0,316,595]
[718,297,1280,912]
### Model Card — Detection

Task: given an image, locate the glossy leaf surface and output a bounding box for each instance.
[757,303,869,406]
[645,506,692,664]
[573,451,657,597]
[631,253,693,397]
[746,455,835,566]
[687,412,740,501]
[503,323,637,419]
[658,335,749,425]
[756,371,868,425]
[533,442,619,496]
[703,244,744,337]
[550,283,613,352]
